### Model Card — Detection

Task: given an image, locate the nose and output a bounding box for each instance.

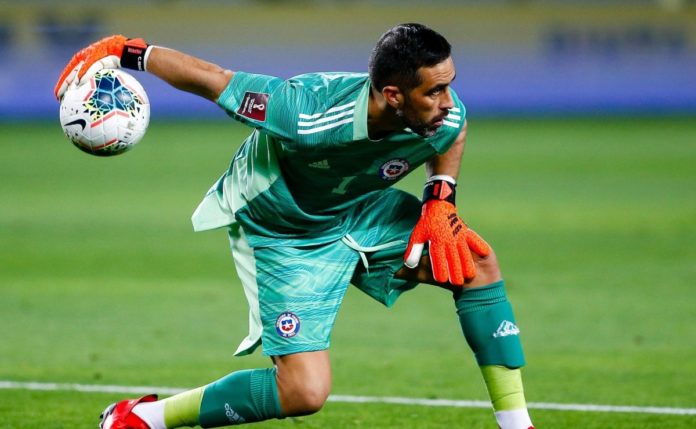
[440,88,454,110]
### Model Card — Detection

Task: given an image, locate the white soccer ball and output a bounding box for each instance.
[59,69,150,156]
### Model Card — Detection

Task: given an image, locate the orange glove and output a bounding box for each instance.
[404,179,491,286]
[54,35,150,100]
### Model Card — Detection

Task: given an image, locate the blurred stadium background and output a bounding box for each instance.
[1,1,695,428]
[1,0,695,118]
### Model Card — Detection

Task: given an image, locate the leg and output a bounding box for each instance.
[346,189,532,427]
[119,351,329,429]
[272,350,332,416]
[194,350,331,425]
[396,250,534,429]
[395,248,501,290]
[104,225,352,429]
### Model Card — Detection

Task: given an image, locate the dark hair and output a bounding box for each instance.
[369,23,452,92]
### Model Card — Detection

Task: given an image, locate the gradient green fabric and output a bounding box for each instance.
[231,188,422,357]
[480,365,527,411]
[193,71,466,249]
[162,386,204,428]
[198,368,282,427]
[455,281,526,368]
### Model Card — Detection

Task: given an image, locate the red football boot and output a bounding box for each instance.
[99,394,158,429]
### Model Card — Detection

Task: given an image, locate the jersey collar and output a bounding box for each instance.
[352,79,371,141]
[353,79,422,142]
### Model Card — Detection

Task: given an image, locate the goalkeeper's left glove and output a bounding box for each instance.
[403,176,491,286]
[54,35,151,100]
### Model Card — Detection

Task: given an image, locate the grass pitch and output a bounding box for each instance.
[1,118,695,428]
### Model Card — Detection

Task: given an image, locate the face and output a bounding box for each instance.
[396,57,456,137]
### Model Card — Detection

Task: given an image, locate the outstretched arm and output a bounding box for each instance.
[146,47,233,102]
[54,35,234,102]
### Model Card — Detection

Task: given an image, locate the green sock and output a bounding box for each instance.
[454,280,526,368]
[198,368,283,427]
[162,387,205,428]
[480,365,527,411]
[455,281,530,423]
[161,369,283,428]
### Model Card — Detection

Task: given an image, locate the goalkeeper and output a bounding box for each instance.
[55,23,534,429]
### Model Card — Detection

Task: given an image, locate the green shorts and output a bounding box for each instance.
[228,188,421,356]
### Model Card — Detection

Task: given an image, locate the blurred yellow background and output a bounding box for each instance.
[1,1,695,118]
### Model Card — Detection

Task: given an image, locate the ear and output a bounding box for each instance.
[382,85,404,110]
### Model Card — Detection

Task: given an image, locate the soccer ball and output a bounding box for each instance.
[59,69,150,156]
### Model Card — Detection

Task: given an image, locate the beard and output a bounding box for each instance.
[396,107,440,138]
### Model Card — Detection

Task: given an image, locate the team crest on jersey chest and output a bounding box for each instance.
[379,159,410,180]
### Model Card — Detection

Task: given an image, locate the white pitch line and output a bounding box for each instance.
[1,380,695,416]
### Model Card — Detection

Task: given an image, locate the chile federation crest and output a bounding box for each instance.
[379,159,410,180]
[275,312,301,338]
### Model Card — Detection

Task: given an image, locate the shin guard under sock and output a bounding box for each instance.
[455,280,525,368]
[198,368,283,427]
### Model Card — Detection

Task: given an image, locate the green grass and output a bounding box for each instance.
[1,118,695,428]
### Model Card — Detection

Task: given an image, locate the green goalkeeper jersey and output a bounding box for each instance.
[192,71,466,248]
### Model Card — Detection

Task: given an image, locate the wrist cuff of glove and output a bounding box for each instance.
[120,38,151,71]
[422,176,457,204]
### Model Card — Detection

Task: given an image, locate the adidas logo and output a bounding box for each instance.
[308,159,330,169]
[492,320,520,338]
[224,403,245,423]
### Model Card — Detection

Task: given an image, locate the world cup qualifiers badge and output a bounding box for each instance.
[275,312,301,338]
[237,91,269,122]
[379,159,410,180]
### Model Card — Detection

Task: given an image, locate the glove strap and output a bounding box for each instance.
[422,176,457,205]
[120,38,151,71]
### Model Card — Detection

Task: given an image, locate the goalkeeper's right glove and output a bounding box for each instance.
[54,35,151,100]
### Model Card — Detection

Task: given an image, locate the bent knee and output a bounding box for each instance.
[295,383,330,415]
[279,380,330,416]
[274,351,331,416]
